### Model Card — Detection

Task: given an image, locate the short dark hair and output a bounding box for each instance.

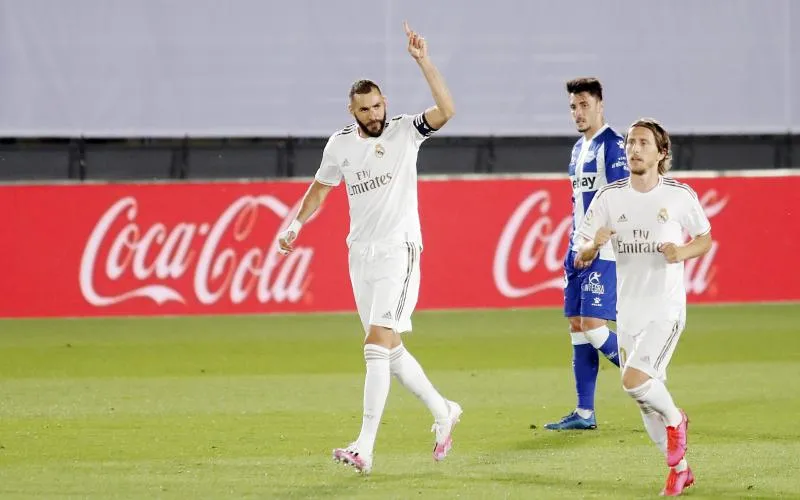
[566,77,603,101]
[349,79,382,99]
[629,118,672,174]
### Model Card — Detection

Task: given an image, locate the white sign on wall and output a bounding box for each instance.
[0,0,796,137]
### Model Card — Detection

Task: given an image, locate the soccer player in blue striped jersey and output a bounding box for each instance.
[544,78,629,431]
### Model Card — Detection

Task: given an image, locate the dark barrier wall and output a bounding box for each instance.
[1,135,798,182]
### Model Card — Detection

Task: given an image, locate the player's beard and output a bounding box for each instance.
[356,114,386,138]
[575,113,597,134]
[629,159,654,176]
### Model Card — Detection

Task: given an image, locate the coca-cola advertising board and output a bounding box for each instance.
[1,175,797,318]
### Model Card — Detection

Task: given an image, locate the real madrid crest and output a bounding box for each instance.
[657,208,669,224]
[374,143,385,158]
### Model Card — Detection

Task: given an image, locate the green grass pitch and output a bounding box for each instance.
[1,303,798,499]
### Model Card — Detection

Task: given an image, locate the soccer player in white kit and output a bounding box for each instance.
[276,22,461,475]
[576,119,712,496]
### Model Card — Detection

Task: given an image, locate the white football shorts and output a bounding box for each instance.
[618,313,686,381]
[348,241,421,335]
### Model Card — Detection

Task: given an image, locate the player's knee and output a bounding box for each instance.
[365,324,395,348]
[568,317,583,332]
[580,316,606,332]
[621,367,650,390]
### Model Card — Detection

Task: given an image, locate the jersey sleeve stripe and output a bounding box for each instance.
[335,124,356,136]
[314,176,339,186]
[663,179,700,199]
[693,225,712,237]
[592,180,626,201]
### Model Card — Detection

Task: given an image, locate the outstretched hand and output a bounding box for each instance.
[404,21,427,61]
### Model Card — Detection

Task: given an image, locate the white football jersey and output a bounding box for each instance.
[578,176,711,332]
[315,113,435,247]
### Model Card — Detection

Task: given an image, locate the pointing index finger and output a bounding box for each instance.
[403,21,411,36]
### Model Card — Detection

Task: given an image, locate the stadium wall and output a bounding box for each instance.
[1,134,799,182]
[1,171,797,319]
[2,1,798,138]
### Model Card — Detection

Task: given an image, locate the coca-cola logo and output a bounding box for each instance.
[684,189,728,295]
[493,188,729,299]
[493,190,572,298]
[79,195,314,307]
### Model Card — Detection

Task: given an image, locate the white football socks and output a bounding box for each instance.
[673,458,688,472]
[639,405,668,453]
[583,326,610,349]
[570,331,590,346]
[355,344,391,455]
[625,378,683,428]
[630,379,689,472]
[390,344,449,423]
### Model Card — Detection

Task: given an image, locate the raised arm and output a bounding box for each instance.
[404,21,455,130]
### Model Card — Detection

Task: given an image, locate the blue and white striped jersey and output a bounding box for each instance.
[568,124,629,260]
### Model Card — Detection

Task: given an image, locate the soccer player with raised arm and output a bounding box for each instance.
[576,118,712,496]
[545,78,629,431]
[276,22,460,475]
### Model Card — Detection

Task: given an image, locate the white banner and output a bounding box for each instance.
[0,0,796,137]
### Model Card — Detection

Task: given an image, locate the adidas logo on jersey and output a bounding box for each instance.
[342,159,350,168]
[617,214,628,222]
[382,311,392,320]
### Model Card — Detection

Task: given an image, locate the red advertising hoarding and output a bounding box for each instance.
[1,175,797,318]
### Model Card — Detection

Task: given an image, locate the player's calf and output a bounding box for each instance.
[622,368,687,466]
[389,343,451,428]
